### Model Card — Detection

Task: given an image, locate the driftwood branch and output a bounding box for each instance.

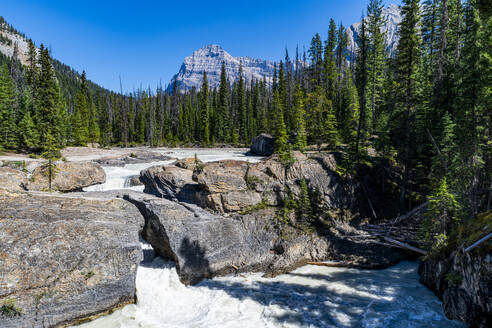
[383,236,427,255]
[465,232,492,253]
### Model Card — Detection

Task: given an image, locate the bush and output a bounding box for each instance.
[1,298,22,317]
[445,272,463,286]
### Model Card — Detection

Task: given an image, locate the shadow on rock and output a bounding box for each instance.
[177,237,212,285]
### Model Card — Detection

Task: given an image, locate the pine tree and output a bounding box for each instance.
[273,90,288,157]
[367,0,387,133]
[41,132,60,192]
[395,0,422,209]
[25,39,38,88]
[36,46,64,149]
[308,33,323,87]
[298,178,312,224]
[237,64,247,143]
[218,62,228,141]
[200,71,210,144]
[293,85,307,151]
[355,14,369,163]
[17,88,39,150]
[324,19,338,102]
[88,100,100,143]
[72,89,89,145]
[0,64,18,149]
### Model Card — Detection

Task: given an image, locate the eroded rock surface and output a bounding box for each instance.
[0,190,144,328]
[27,161,106,192]
[250,133,275,156]
[136,155,404,285]
[0,167,27,191]
[419,212,492,328]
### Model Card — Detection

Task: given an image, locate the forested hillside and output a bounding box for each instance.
[0,0,490,236]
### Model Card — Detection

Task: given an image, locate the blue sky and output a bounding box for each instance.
[1,0,400,92]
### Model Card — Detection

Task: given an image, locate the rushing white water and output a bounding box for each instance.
[78,252,464,328]
[77,148,465,328]
[84,148,263,192]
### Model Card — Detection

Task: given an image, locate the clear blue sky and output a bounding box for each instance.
[1,0,400,92]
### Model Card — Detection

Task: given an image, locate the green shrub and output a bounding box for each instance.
[1,298,22,317]
[445,272,463,286]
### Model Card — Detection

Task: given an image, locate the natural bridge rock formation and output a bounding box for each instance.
[0,190,144,328]
[136,155,404,284]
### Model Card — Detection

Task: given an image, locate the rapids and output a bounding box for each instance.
[77,148,465,328]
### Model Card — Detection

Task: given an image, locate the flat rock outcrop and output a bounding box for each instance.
[95,150,173,167]
[0,190,144,328]
[0,167,27,191]
[27,161,106,192]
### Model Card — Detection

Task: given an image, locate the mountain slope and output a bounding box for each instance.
[346,4,402,57]
[168,44,275,92]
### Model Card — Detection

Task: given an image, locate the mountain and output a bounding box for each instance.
[0,17,109,105]
[346,4,402,57]
[0,17,32,66]
[167,44,276,92]
[169,5,401,91]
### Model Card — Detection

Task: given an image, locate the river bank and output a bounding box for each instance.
[0,147,485,327]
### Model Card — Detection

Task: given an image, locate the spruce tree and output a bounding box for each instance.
[238,64,247,143]
[273,90,288,157]
[367,0,387,133]
[218,62,228,141]
[395,0,422,209]
[200,71,210,145]
[36,46,64,149]
[0,64,17,149]
[293,85,307,151]
[355,14,369,163]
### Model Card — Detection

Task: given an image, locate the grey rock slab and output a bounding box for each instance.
[0,189,144,328]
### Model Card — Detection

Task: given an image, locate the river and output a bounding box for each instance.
[78,148,465,328]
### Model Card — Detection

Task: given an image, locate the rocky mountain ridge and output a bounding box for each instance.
[346,4,402,57]
[168,5,401,91]
[167,44,276,92]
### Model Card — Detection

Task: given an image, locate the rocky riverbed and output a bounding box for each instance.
[0,147,488,327]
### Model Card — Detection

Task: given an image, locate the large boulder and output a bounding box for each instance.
[124,191,403,285]
[250,133,275,156]
[194,160,249,193]
[140,153,357,216]
[0,190,144,328]
[0,167,27,191]
[27,161,106,192]
[140,165,201,202]
[124,192,330,285]
[124,175,143,187]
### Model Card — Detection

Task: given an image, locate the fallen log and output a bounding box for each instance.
[383,236,427,255]
[464,232,492,253]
